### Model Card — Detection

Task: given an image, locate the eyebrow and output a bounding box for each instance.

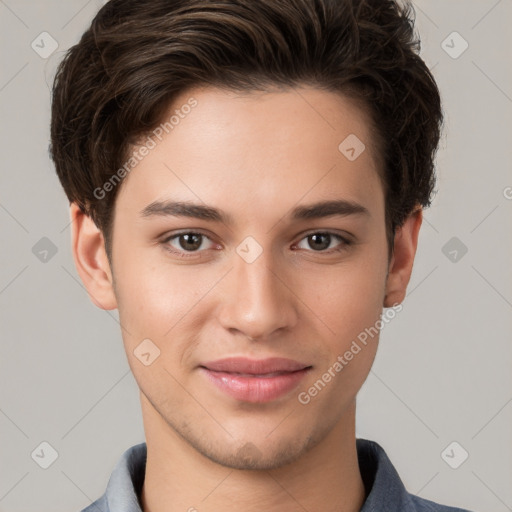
[140,199,370,224]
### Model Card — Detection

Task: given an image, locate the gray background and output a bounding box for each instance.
[1,0,511,511]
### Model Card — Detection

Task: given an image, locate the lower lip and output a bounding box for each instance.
[201,367,311,403]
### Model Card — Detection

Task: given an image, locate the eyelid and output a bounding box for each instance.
[161,229,354,258]
[162,229,216,241]
[295,228,354,243]
[292,230,353,251]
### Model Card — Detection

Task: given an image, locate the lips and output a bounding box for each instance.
[200,357,312,403]
[202,357,309,374]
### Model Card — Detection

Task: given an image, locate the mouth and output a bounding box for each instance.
[199,357,312,403]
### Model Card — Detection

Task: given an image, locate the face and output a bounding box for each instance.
[108,85,390,469]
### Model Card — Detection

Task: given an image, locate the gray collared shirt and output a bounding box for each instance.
[81,438,474,512]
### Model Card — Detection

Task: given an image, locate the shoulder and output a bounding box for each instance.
[408,493,474,512]
[356,438,475,512]
[79,493,108,512]
[77,442,147,512]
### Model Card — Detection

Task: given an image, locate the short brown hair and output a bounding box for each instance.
[50,0,443,260]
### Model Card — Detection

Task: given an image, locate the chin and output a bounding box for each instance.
[185,429,322,471]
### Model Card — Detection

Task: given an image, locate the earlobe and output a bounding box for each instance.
[70,203,117,310]
[384,208,423,308]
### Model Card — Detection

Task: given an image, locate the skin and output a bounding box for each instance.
[70,85,422,512]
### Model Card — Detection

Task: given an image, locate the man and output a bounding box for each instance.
[50,0,474,510]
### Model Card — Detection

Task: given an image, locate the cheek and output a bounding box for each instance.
[112,267,200,395]
[112,249,220,357]
[305,256,387,342]
[301,264,386,406]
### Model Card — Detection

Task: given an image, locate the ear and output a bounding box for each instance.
[384,208,423,307]
[70,202,117,310]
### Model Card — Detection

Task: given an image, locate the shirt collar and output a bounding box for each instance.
[83,438,464,512]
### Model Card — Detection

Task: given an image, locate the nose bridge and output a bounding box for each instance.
[218,243,297,340]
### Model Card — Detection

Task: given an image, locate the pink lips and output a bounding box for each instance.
[200,357,312,403]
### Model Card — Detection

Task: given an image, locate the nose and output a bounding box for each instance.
[217,248,299,341]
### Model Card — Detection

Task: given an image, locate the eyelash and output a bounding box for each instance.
[161,230,353,258]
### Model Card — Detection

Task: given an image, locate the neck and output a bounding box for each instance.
[140,394,365,512]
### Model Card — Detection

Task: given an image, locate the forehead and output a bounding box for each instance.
[115,85,384,222]
[163,84,379,165]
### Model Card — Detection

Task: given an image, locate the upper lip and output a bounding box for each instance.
[201,357,310,374]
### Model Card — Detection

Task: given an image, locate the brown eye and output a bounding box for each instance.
[295,232,352,253]
[177,233,203,251]
[162,231,215,256]
[307,233,332,251]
